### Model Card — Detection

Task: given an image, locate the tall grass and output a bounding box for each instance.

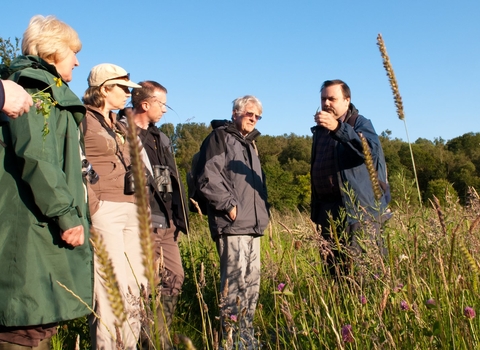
[54,177,480,349]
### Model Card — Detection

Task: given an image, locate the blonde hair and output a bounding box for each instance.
[22,15,82,64]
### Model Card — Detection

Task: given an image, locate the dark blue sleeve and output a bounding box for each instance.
[0,80,5,111]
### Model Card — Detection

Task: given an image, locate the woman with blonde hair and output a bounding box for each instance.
[82,63,147,349]
[0,15,92,349]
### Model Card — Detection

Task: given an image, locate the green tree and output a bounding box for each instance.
[159,122,211,172]
[0,37,21,67]
[425,178,458,206]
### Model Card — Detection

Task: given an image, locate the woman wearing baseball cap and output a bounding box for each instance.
[82,63,145,350]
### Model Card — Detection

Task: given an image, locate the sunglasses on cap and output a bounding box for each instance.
[100,74,130,86]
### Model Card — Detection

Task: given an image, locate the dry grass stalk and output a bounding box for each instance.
[379,286,390,316]
[359,132,382,201]
[175,334,197,349]
[125,114,155,284]
[319,296,344,349]
[376,33,404,121]
[431,196,447,236]
[458,241,480,292]
[115,325,125,349]
[125,114,159,345]
[89,229,126,326]
[189,198,203,216]
[56,280,109,333]
[377,33,422,206]
[469,214,480,235]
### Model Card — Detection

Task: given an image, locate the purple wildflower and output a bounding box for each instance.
[359,295,367,305]
[464,307,476,319]
[341,324,354,343]
[400,300,409,311]
[230,314,237,322]
[425,298,436,309]
[277,283,286,292]
[35,100,42,109]
[393,283,404,293]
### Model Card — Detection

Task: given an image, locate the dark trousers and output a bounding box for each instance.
[153,220,184,296]
[315,200,387,276]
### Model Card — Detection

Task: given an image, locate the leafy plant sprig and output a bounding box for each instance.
[31,77,62,140]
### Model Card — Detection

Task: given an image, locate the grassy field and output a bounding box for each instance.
[55,180,480,349]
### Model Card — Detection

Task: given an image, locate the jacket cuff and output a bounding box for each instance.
[333,120,342,133]
[56,206,83,231]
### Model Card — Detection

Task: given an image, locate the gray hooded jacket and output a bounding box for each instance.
[197,120,269,240]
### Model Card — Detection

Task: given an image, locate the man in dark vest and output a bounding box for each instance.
[310,79,391,275]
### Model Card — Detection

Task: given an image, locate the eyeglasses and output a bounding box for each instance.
[148,96,174,111]
[244,111,262,121]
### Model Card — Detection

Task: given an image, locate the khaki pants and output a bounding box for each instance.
[89,201,147,350]
[216,235,261,346]
[0,339,50,350]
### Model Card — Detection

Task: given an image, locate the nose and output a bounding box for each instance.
[74,56,80,67]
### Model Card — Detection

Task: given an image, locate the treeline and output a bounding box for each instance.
[161,122,480,211]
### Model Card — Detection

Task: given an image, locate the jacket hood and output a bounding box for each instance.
[7,55,85,123]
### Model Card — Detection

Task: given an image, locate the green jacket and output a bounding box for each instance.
[0,56,93,326]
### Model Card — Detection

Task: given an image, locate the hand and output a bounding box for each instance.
[61,225,85,247]
[1,80,33,119]
[314,110,340,131]
[228,206,237,221]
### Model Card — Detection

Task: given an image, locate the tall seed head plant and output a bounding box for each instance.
[377,33,422,206]
[359,132,382,201]
[89,228,126,332]
[125,113,159,346]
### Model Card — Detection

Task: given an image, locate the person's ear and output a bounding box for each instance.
[100,86,108,98]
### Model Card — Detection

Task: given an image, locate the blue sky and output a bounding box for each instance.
[3,1,479,142]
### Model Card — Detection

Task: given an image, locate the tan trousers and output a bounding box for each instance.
[216,235,261,347]
[0,339,49,350]
[89,201,147,350]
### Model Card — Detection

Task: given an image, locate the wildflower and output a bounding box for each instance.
[230,314,237,322]
[400,300,409,311]
[30,78,63,140]
[464,307,476,319]
[359,295,367,305]
[425,298,436,309]
[341,324,354,343]
[393,283,404,293]
[277,283,286,292]
[53,77,62,87]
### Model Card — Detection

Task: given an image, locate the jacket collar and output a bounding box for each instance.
[210,119,261,141]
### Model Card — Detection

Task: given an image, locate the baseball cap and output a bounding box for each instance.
[87,63,141,88]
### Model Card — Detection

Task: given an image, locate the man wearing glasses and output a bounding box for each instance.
[197,95,269,349]
[131,81,188,350]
